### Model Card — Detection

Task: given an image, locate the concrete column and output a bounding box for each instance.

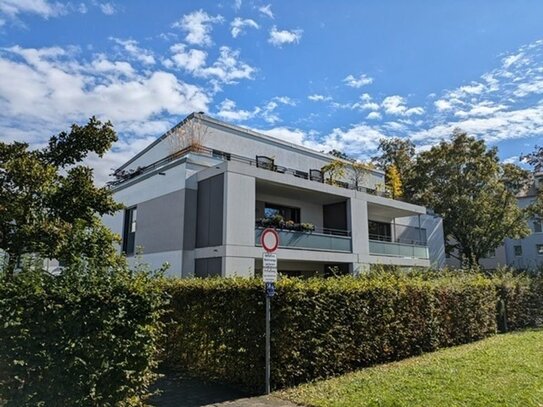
[223,172,256,247]
[350,262,371,276]
[349,196,369,257]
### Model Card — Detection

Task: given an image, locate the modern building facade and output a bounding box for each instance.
[103,113,445,278]
[446,172,543,270]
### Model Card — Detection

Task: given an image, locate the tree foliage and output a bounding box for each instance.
[385,164,403,199]
[0,117,122,274]
[410,130,530,267]
[372,137,415,197]
[321,159,346,185]
[349,161,374,190]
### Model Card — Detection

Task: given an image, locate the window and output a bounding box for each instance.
[537,244,543,256]
[368,220,392,242]
[514,245,522,257]
[122,207,137,256]
[484,250,496,259]
[264,203,300,223]
[534,219,542,233]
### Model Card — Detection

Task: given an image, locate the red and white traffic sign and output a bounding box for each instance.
[260,228,279,253]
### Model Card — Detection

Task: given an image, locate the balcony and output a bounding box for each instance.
[369,240,429,259]
[109,145,388,197]
[368,222,429,259]
[255,226,352,252]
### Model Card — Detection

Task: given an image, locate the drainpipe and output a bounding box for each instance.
[392,218,396,243]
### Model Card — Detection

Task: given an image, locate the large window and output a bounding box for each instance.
[514,245,522,257]
[534,219,542,233]
[537,244,543,256]
[368,220,392,242]
[264,203,300,223]
[122,207,137,256]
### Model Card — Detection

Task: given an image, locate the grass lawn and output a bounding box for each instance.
[278,330,543,407]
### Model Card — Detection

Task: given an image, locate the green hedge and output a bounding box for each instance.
[162,273,520,391]
[0,264,167,406]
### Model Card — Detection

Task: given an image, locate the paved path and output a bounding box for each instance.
[150,371,299,407]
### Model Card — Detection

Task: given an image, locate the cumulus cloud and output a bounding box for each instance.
[216,96,294,124]
[172,9,224,47]
[366,111,382,120]
[230,17,259,38]
[381,95,424,116]
[98,2,116,15]
[110,37,155,65]
[0,0,66,18]
[0,45,211,183]
[258,4,273,18]
[268,26,302,47]
[308,94,331,102]
[343,73,373,88]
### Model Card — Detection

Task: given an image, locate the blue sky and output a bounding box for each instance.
[1,1,543,182]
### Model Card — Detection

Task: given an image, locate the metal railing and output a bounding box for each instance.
[369,240,429,259]
[108,145,389,198]
[255,226,352,252]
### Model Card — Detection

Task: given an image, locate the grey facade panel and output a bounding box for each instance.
[135,190,184,254]
[195,257,222,277]
[183,188,197,250]
[196,174,224,248]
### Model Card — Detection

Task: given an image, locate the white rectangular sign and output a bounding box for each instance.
[263,268,277,283]
[263,253,277,269]
[263,253,277,282]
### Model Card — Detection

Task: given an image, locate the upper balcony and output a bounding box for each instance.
[368,220,429,260]
[109,145,391,198]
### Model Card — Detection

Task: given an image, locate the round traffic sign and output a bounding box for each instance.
[260,228,280,252]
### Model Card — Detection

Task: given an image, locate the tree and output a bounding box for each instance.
[372,137,416,198]
[410,129,530,267]
[349,161,374,190]
[328,149,351,160]
[385,164,403,199]
[0,117,122,275]
[321,159,346,185]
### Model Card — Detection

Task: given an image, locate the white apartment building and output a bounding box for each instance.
[103,113,446,277]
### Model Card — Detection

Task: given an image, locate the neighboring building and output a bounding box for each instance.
[103,113,446,278]
[446,172,543,270]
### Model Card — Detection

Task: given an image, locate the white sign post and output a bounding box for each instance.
[259,228,279,394]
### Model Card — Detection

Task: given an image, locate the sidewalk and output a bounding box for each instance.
[150,371,298,407]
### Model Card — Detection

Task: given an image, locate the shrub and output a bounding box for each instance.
[162,273,500,391]
[0,262,168,406]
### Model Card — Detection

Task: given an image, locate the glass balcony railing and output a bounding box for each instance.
[255,227,352,252]
[369,240,429,259]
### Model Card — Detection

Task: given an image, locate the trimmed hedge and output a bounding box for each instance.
[162,272,536,391]
[0,264,167,406]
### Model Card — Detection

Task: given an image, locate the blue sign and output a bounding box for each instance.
[265,282,276,297]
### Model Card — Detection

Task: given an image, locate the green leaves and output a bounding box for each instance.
[0,117,122,274]
[410,130,530,266]
[162,271,542,392]
[0,263,167,406]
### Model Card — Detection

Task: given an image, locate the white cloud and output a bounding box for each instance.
[98,2,116,15]
[172,9,224,47]
[503,155,519,164]
[233,0,242,10]
[366,111,382,120]
[217,98,259,121]
[230,17,259,38]
[258,4,273,18]
[308,94,331,102]
[381,95,424,116]
[0,45,211,182]
[166,43,207,72]
[197,46,255,85]
[268,26,302,47]
[110,38,155,65]
[0,0,66,18]
[343,73,373,88]
[434,99,452,111]
[273,96,296,106]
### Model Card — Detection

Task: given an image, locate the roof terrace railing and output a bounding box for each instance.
[108,145,391,198]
